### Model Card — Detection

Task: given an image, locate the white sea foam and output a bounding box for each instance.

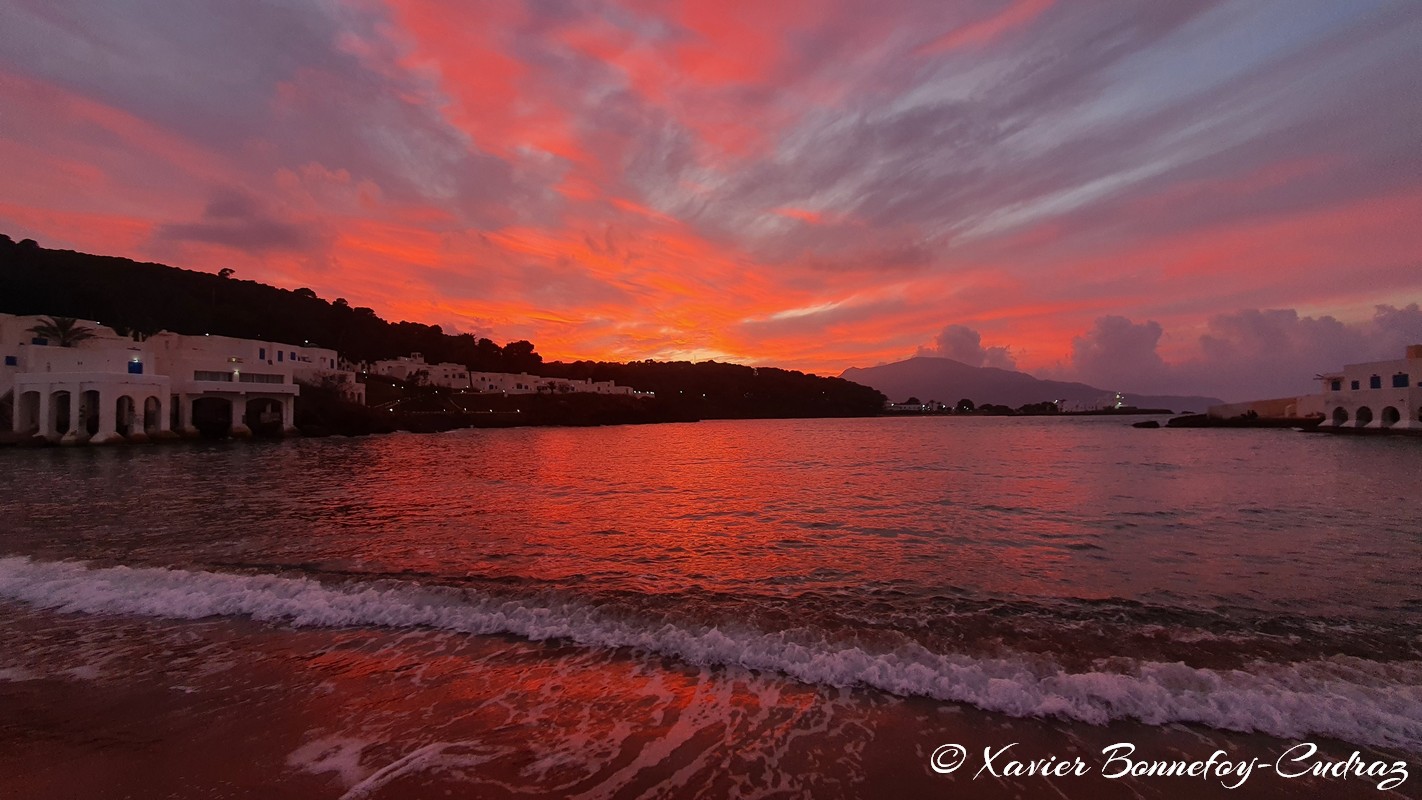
[0,666,38,682]
[287,736,373,788]
[338,740,493,800]
[2,556,1420,752]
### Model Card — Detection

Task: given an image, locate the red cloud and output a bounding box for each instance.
[917,0,1054,54]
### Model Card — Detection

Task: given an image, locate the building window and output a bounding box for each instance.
[30,337,47,346]
[3,355,15,366]
[277,351,283,362]
[238,373,284,384]
[259,347,266,360]
[1393,373,1409,388]
[290,351,296,360]
[1369,375,1381,389]
[194,370,234,382]
[128,361,143,375]
[1330,379,1341,391]
[1351,380,1360,390]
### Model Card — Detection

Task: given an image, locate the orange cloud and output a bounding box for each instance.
[918,0,1054,54]
[774,207,825,224]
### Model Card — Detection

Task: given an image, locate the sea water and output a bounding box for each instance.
[1,417,1418,798]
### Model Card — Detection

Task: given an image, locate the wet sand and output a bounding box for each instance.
[2,603,1414,799]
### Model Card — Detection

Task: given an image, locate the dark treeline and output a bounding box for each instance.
[0,236,886,418]
[0,235,542,372]
[539,360,885,418]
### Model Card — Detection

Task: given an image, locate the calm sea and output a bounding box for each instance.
[1,417,1419,798]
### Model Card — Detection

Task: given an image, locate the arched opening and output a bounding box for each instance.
[81,390,101,435]
[115,395,135,436]
[49,390,71,436]
[143,396,163,433]
[17,390,40,433]
[1380,406,1400,429]
[191,396,234,438]
[1332,407,1349,426]
[1355,406,1374,428]
[244,397,284,438]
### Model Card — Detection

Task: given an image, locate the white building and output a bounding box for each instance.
[143,331,301,438]
[1207,344,1422,431]
[468,370,541,394]
[1,313,362,444]
[370,353,471,390]
[3,314,170,445]
[366,357,648,397]
[288,346,365,405]
[1312,345,1422,430]
[467,371,644,396]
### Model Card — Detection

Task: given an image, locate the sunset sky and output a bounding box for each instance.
[1,0,1419,400]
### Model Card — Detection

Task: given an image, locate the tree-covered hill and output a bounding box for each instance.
[0,234,886,418]
[0,234,541,372]
[540,359,886,418]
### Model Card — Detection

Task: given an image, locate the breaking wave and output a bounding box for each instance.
[2,555,1419,752]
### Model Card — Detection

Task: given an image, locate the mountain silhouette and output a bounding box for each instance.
[841,356,1221,412]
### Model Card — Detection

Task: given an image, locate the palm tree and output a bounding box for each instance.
[28,316,98,347]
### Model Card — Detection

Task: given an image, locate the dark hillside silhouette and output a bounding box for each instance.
[1,236,886,419]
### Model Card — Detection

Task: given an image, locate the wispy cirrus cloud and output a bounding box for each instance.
[0,0,1418,394]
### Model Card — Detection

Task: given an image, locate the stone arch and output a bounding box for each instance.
[1380,406,1400,429]
[1355,406,1374,428]
[115,395,136,436]
[1332,406,1349,426]
[191,396,234,438]
[17,390,41,434]
[143,396,163,433]
[80,390,100,435]
[48,390,71,437]
[244,397,284,438]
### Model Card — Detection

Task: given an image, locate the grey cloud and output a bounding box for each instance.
[1055,305,1422,401]
[0,0,531,226]
[1068,315,1166,390]
[918,324,1016,369]
[155,188,316,253]
[1186,305,1422,399]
